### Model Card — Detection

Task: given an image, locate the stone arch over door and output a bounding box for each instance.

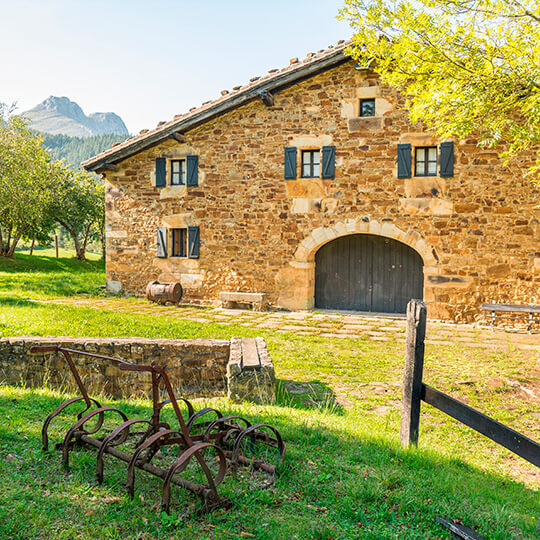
[275,219,438,312]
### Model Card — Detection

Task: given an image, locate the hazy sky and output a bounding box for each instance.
[1,0,351,134]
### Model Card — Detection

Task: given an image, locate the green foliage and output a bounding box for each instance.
[40,133,129,170]
[0,104,59,256]
[51,167,105,260]
[340,0,540,177]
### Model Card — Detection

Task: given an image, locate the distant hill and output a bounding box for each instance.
[41,132,129,170]
[23,96,129,137]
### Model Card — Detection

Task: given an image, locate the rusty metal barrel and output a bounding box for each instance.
[146,281,183,305]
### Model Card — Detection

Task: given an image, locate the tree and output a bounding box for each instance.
[51,166,105,260]
[0,104,59,257]
[340,0,540,177]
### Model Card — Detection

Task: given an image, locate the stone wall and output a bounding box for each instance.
[0,337,229,400]
[0,336,276,403]
[103,60,540,322]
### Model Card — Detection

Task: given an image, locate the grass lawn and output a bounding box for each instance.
[0,253,538,539]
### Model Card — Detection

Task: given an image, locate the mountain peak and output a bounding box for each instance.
[23,96,129,137]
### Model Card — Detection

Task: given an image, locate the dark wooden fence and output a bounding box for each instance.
[400,299,540,469]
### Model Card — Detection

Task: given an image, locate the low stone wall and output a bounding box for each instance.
[0,336,276,403]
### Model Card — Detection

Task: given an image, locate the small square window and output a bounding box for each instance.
[360,98,375,117]
[415,146,437,176]
[171,228,187,257]
[171,159,186,185]
[301,150,321,178]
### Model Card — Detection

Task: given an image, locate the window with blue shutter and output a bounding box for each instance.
[157,226,168,258]
[397,144,412,179]
[439,142,454,177]
[186,155,198,186]
[188,226,200,259]
[284,147,297,179]
[321,146,336,179]
[155,158,166,187]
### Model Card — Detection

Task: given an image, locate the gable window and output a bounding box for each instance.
[415,147,437,176]
[171,228,187,257]
[360,98,375,117]
[301,150,321,178]
[171,159,186,185]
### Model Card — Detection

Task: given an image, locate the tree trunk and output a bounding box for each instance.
[72,232,85,260]
[7,232,22,257]
[99,217,106,260]
[30,236,36,256]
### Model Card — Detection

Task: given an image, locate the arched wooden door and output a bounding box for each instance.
[315,234,423,313]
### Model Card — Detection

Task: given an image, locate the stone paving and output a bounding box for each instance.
[36,296,539,351]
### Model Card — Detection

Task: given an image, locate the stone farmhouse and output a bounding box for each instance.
[83,40,539,322]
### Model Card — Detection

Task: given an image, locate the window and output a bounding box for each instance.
[301,150,320,178]
[171,159,186,185]
[360,98,375,117]
[171,228,187,257]
[415,147,437,176]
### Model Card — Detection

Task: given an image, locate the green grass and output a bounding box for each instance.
[0,253,538,539]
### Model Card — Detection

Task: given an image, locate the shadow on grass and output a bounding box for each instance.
[277,379,345,415]
[0,297,42,308]
[0,386,537,540]
[0,252,104,274]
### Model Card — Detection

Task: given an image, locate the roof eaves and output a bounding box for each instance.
[83,43,352,171]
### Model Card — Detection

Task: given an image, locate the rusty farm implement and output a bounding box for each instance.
[30,345,285,514]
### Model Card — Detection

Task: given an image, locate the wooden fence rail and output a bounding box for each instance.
[400,299,540,469]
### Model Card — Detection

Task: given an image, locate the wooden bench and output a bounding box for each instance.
[481,303,540,332]
[220,292,267,311]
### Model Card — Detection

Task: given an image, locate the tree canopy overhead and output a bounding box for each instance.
[340,0,540,176]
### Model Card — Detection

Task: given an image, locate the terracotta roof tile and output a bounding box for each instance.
[83,39,352,170]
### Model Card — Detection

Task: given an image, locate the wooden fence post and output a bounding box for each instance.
[400,299,427,448]
[55,235,59,258]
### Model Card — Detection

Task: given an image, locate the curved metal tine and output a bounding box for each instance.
[159,397,195,420]
[96,418,151,484]
[41,396,101,451]
[62,407,128,468]
[125,429,186,498]
[186,408,223,434]
[231,424,286,474]
[202,415,252,443]
[161,442,227,514]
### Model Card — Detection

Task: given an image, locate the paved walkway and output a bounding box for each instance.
[36,296,539,351]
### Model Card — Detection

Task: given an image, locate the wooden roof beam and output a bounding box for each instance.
[169,132,186,143]
[258,90,274,107]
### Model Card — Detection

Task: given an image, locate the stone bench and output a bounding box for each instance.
[227,337,275,403]
[481,303,540,332]
[220,291,267,311]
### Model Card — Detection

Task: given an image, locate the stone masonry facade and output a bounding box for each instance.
[98,59,539,322]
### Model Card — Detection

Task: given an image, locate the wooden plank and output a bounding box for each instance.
[241,338,261,370]
[423,384,540,467]
[400,299,427,447]
[481,303,540,314]
[436,517,486,540]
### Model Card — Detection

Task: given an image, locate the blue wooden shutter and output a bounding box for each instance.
[157,226,167,258]
[186,155,198,186]
[397,144,411,178]
[155,157,166,187]
[188,226,200,259]
[439,142,454,177]
[321,146,336,179]
[284,147,297,179]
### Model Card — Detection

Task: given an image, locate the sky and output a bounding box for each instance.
[1,0,351,134]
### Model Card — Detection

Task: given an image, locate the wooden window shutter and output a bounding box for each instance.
[321,146,336,179]
[157,226,168,258]
[155,157,166,187]
[397,144,412,179]
[188,226,200,259]
[284,147,297,179]
[186,155,199,186]
[439,142,454,177]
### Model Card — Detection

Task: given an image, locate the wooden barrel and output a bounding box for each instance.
[146,281,183,305]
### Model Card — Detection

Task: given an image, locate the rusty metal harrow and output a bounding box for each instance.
[30,345,285,514]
